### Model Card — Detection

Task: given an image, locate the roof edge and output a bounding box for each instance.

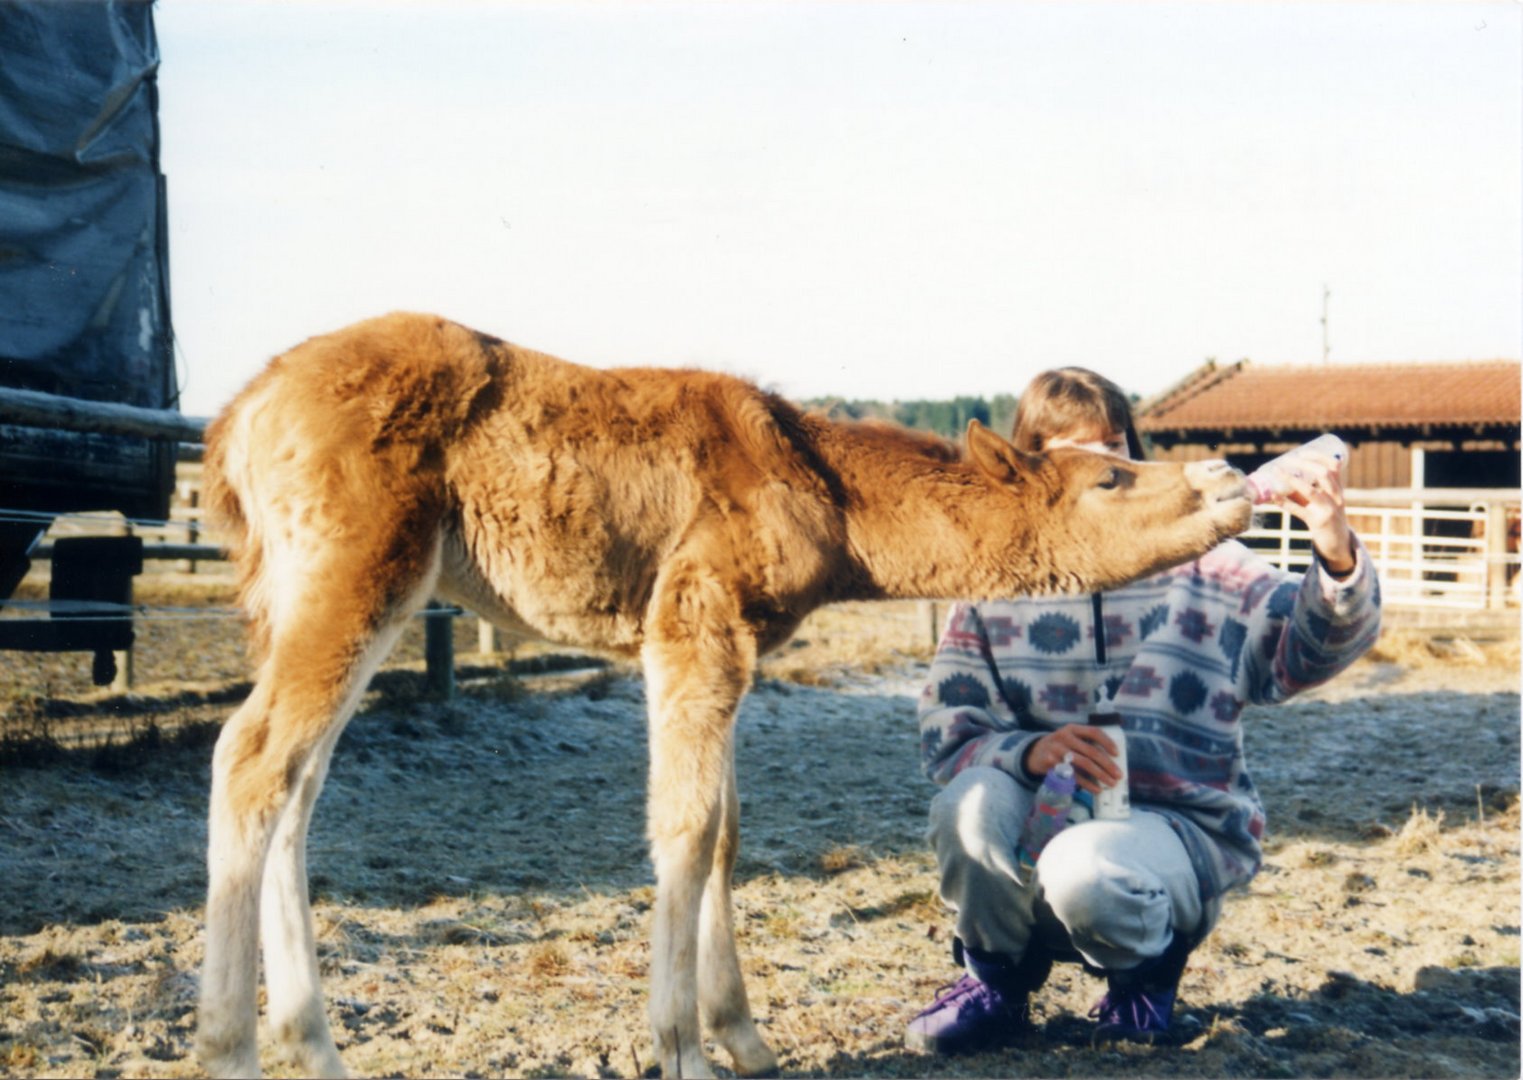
[1135,359,1249,418]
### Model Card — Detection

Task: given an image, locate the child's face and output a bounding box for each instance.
[1044,424,1132,460]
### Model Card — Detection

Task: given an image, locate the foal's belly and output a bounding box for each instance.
[437,530,647,658]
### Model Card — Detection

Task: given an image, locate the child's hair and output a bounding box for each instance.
[1010,367,1147,460]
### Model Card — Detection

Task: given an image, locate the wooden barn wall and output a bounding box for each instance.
[1345,441,1410,488]
[1143,438,1412,488]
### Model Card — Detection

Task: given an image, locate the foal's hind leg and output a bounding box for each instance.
[197,682,280,1079]
[258,722,349,1077]
[198,545,437,1078]
[259,608,414,1075]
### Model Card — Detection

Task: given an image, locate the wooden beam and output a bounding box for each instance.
[0,618,133,653]
[0,386,209,444]
[33,542,225,562]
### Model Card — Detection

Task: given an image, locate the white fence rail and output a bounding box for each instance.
[1245,488,1519,611]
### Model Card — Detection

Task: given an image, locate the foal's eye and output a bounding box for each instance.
[1097,468,1121,490]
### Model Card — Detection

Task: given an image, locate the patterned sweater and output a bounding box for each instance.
[919,538,1381,917]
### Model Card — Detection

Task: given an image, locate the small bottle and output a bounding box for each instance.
[1245,434,1348,506]
[1016,753,1077,875]
[1091,712,1131,820]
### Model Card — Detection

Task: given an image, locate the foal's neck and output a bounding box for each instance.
[808,423,1040,603]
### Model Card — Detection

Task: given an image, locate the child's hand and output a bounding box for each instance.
[1024,726,1122,795]
[1278,452,1356,576]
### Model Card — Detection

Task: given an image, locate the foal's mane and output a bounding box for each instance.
[802,410,964,465]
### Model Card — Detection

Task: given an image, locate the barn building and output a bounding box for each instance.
[1136,359,1520,488]
[1136,359,1521,612]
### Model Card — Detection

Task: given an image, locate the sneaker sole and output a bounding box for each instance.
[904,1026,1024,1055]
[1093,1024,1168,1047]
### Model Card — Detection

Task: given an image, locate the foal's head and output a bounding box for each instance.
[963,420,1252,594]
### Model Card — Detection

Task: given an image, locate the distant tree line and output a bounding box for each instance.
[800,394,1021,440]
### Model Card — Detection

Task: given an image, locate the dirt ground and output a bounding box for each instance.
[1,578,1519,1079]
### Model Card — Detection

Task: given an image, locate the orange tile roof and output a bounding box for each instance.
[1137,359,1521,436]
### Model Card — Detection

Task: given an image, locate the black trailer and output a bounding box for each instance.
[1,0,179,681]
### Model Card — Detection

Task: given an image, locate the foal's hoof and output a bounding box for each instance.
[195,1043,262,1080]
[732,1043,780,1077]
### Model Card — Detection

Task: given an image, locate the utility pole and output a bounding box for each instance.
[1321,284,1331,363]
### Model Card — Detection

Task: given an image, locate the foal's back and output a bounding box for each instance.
[207,312,842,658]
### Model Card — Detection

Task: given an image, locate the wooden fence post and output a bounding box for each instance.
[111,648,133,693]
[922,600,942,649]
[186,485,201,574]
[424,601,456,700]
[478,616,498,656]
[1486,501,1508,610]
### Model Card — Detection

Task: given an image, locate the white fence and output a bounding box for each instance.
[1245,488,1520,611]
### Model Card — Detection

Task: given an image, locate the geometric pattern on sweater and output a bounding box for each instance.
[1039,682,1088,713]
[1030,612,1082,654]
[1218,618,1248,679]
[918,537,1382,916]
[1139,603,1170,639]
[1096,613,1134,650]
[1169,669,1209,714]
[983,615,1022,647]
[1174,607,1215,643]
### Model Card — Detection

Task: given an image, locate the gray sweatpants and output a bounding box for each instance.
[927,765,1212,973]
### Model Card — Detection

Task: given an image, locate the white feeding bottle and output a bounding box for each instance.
[1245,434,1348,506]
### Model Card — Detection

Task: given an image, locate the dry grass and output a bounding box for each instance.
[2,813,1517,1078]
[0,581,1519,1078]
[1393,805,1446,858]
[757,601,940,686]
[1364,625,1520,670]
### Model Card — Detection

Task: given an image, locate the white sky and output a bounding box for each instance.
[156,0,1523,418]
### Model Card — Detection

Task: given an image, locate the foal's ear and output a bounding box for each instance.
[966,419,1037,485]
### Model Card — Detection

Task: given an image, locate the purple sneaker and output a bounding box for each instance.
[904,974,1031,1055]
[1090,934,1193,1045]
[1089,984,1177,1044]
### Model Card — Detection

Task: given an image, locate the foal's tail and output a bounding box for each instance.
[202,377,276,663]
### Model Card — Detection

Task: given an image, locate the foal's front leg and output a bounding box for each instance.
[643,659,729,1078]
[641,575,772,1078]
[698,751,778,1076]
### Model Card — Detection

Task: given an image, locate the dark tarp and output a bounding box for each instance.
[0,0,176,519]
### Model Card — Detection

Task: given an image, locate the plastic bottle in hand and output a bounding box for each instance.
[1016,753,1077,878]
[1245,434,1348,506]
[1090,713,1131,820]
